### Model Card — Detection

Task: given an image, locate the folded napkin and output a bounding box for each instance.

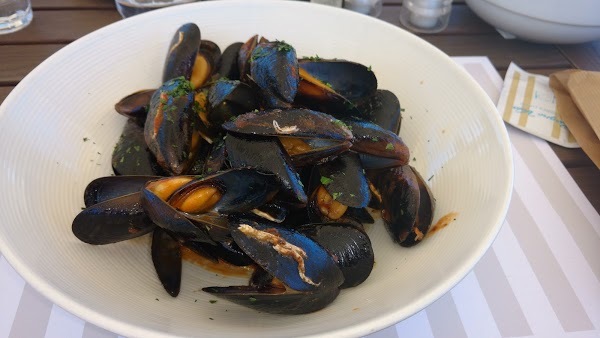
[497,63,579,148]
[550,70,600,169]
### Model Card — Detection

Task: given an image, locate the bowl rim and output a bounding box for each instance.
[0,1,514,337]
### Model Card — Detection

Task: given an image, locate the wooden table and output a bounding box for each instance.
[1,0,598,212]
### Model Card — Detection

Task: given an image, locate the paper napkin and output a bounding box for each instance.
[497,63,579,148]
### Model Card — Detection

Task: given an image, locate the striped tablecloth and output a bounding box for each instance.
[1,57,599,338]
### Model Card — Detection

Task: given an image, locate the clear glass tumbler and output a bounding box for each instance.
[0,0,32,35]
[343,0,382,17]
[399,0,453,33]
[115,0,198,18]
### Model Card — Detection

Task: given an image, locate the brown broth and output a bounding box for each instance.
[427,212,459,236]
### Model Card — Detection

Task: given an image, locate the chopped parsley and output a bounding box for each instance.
[249,297,257,303]
[83,137,89,142]
[209,300,217,304]
[332,192,342,200]
[320,176,334,185]
[367,65,372,72]
[371,136,379,142]
[385,143,395,150]
[428,175,434,181]
[276,40,293,52]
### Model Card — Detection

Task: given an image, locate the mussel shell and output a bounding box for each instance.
[152,228,182,297]
[144,77,199,175]
[83,175,160,208]
[200,40,221,70]
[345,119,410,163]
[368,166,419,245]
[250,41,299,105]
[356,89,402,134]
[163,23,201,82]
[295,69,364,120]
[186,140,212,175]
[202,285,340,315]
[228,215,344,292]
[298,59,377,102]
[225,133,307,206]
[299,223,374,288]
[237,35,258,82]
[169,168,280,215]
[217,42,242,80]
[73,192,155,245]
[250,202,289,223]
[287,138,352,168]
[182,241,220,263]
[213,237,255,266]
[317,152,370,208]
[400,166,435,247]
[114,89,155,123]
[113,119,166,176]
[207,79,258,126]
[359,153,406,170]
[203,136,227,174]
[222,108,353,141]
[141,188,215,245]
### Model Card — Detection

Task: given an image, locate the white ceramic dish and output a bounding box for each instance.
[466,0,600,44]
[0,1,513,337]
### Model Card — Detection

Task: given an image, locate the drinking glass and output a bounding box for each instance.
[0,0,32,34]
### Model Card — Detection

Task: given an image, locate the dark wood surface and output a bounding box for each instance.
[1,0,598,212]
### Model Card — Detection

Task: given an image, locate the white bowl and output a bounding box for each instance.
[0,1,513,337]
[466,0,600,44]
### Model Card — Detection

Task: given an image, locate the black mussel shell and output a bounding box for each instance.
[285,137,352,168]
[113,120,166,176]
[298,59,377,102]
[152,228,182,297]
[217,42,242,80]
[369,166,417,243]
[114,89,155,123]
[238,35,258,82]
[345,119,410,164]
[222,108,353,141]
[228,216,344,292]
[203,285,340,315]
[299,223,374,288]
[401,166,435,247]
[186,140,212,175]
[356,89,402,134]
[250,41,299,105]
[84,175,160,207]
[317,152,370,208]
[163,23,201,82]
[203,136,227,175]
[144,77,200,175]
[207,79,258,126]
[182,241,220,263]
[169,168,280,215]
[225,133,307,206]
[141,188,215,245]
[73,192,155,245]
[295,68,364,120]
[359,153,406,170]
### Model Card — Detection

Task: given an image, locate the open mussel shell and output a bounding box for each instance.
[316,152,370,208]
[113,119,166,176]
[250,202,288,223]
[144,77,200,175]
[299,223,374,288]
[83,175,160,208]
[217,42,242,80]
[345,119,410,164]
[152,228,182,297]
[114,89,156,123]
[295,68,364,120]
[225,133,307,206]
[204,216,344,314]
[163,23,201,82]
[401,166,435,247]
[237,34,258,82]
[141,188,215,245]
[202,285,340,315]
[228,216,344,292]
[222,108,353,141]
[368,165,434,246]
[298,59,377,102]
[283,137,352,168]
[169,168,280,215]
[73,192,155,245]
[207,79,258,126]
[250,41,299,106]
[356,89,402,134]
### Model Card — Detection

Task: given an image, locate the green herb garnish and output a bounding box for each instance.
[332,192,342,200]
[385,143,394,150]
[320,176,334,185]
[209,300,218,304]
